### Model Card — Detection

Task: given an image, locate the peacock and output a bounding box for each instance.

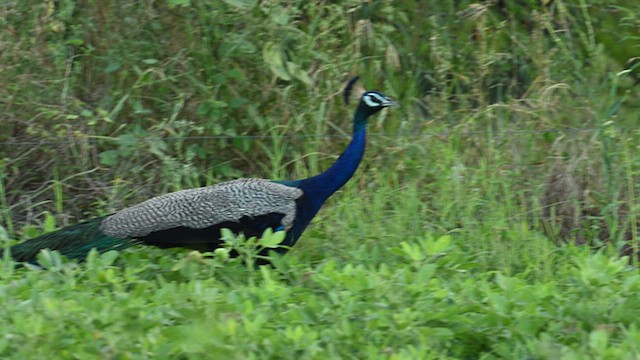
[3,77,396,264]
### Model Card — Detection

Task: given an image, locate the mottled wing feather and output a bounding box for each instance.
[100,178,303,238]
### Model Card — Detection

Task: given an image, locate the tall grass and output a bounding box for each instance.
[1,0,640,357]
[1,0,638,274]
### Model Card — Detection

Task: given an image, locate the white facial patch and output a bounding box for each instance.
[363,93,384,107]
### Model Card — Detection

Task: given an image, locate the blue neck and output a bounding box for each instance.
[299,111,368,202]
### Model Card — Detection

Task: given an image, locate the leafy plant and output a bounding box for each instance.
[2,0,640,358]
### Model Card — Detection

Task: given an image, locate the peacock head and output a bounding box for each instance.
[358,91,397,116]
[344,76,397,117]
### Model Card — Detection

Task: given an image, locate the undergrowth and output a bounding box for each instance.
[1,0,640,358]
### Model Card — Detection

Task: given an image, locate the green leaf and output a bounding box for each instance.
[0,225,8,242]
[36,249,64,270]
[424,235,451,256]
[99,150,119,166]
[220,228,235,241]
[286,61,312,85]
[213,73,227,84]
[214,248,230,261]
[272,13,290,26]
[104,62,121,74]
[259,230,286,248]
[43,212,57,232]
[227,68,245,80]
[65,38,84,46]
[230,97,248,109]
[589,328,609,354]
[262,42,291,81]
[222,0,256,9]
[400,242,425,262]
[167,0,191,8]
[236,40,257,54]
[100,251,120,266]
[116,133,137,147]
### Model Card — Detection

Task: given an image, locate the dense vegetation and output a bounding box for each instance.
[1,0,640,358]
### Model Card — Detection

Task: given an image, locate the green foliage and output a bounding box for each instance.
[2,240,640,358]
[2,0,640,357]
[218,227,288,274]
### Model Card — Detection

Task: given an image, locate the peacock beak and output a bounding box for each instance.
[382,97,399,108]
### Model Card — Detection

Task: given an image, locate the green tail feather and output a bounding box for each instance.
[3,216,134,264]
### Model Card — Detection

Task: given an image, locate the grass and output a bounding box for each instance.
[2,0,640,358]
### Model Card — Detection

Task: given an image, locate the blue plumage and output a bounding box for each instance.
[5,77,395,264]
